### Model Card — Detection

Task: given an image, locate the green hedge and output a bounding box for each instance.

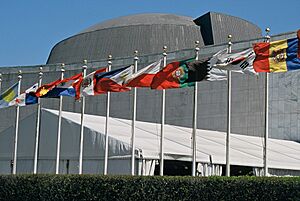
[0,175,299,201]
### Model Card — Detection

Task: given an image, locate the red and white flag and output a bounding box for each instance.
[74,67,107,99]
[94,65,133,94]
[9,83,38,106]
[125,59,163,87]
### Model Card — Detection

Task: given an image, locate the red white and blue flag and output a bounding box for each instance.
[74,65,133,99]
[94,65,133,94]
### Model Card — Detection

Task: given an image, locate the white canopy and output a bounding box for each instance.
[0,108,299,175]
[44,109,300,171]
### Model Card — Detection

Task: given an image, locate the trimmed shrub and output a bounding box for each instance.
[0,175,299,201]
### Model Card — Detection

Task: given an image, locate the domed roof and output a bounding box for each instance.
[79,13,197,34]
[47,12,261,64]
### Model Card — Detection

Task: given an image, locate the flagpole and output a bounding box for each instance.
[160,46,167,176]
[0,73,2,93]
[131,50,138,175]
[12,70,22,175]
[33,67,43,174]
[79,60,87,174]
[192,41,200,176]
[264,28,270,176]
[55,63,65,174]
[104,55,112,175]
[226,35,232,177]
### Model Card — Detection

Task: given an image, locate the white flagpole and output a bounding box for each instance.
[192,41,200,176]
[160,46,167,176]
[12,70,22,175]
[264,28,270,176]
[131,50,138,175]
[226,35,232,177]
[55,63,65,174]
[0,73,2,93]
[79,60,87,174]
[33,67,43,174]
[104,55,112,175]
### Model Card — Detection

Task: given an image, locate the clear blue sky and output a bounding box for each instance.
[0,0,299,67]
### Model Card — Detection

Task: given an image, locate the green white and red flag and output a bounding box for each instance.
[150,58,221,90]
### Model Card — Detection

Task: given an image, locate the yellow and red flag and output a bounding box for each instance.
[253,37,300,73]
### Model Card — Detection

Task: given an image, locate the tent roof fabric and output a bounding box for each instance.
[44,108,300,171]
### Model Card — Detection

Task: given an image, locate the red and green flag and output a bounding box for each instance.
[150,58,209,90]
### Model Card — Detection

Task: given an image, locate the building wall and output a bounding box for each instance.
[194,12,262,45]
[47,12,262,64]
[269,71,300,141]
[47,24,204,64]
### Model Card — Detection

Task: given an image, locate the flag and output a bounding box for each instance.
[151,58,211,90]
[44,73,82,98]
[297,30,300,58]
[74,67,107,99]
[0,82,19,109]
[9,83,38,106]
[36,73,82,98]
[253,37,300,73]
[124,59,163,87]
[209,48,257,75]
[35,79,61,97]
[206,67,227,81]
[94,65,133,94]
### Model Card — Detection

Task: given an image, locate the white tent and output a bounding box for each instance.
[0,108,300,176]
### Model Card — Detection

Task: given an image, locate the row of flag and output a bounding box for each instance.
[1,30,300,108]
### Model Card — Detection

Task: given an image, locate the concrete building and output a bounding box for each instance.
[0,12,299,175]
[47,12,261,64]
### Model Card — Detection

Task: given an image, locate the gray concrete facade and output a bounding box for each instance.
[0,31,298,144]
[47,12,261,64]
